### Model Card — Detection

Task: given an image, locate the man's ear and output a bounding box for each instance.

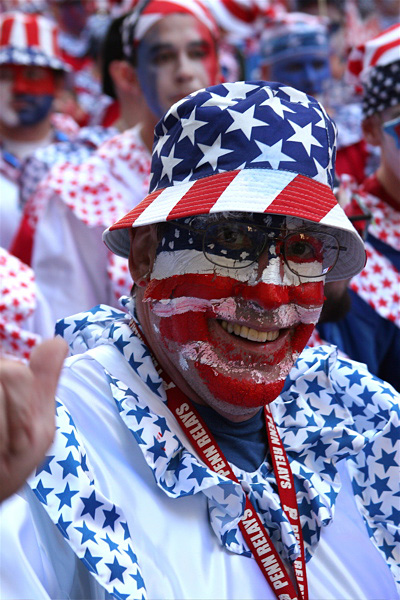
[109,60,139,95]
[128,225,158,287]
[362,114,382,146]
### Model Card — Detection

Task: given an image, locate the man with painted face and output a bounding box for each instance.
[1,81,399,600]
[314,24,400,392]
[259,12,331,99]
[0,11,71,249]
[6,0,221,326]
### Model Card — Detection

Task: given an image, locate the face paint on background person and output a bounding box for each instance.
[136,13,218,119]
[0,65,57,127]
[270,52,331,97]
[142,216,325,413]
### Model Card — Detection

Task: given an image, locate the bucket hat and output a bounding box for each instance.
[103,81,366,281]
[0,12,70,72]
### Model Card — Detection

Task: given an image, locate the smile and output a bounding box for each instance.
[219,319,280,343]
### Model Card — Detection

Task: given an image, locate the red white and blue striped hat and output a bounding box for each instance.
[0,12,70,72]
[103,81,366,281]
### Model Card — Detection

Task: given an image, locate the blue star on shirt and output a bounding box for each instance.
[187,463,213,486]
[35,455,54,476]
[305,376,325,397]
[154,416,169,435]
[80,490,104,519]
[72,315,90,333]
[121,521,130,540]
[386,422,400,448]
[55,319,70,337]
[33,479,53,504]
[56,514,72,539]
[147,436,167,462]
[56,482,79,509]
[102,533,120,553]
[376,448,397,473]
[333,429,358,452]
[323,407,343,429]
[114,334,131,354]
[75,521,98,544]
[124,543,138,563]
[102,505,120,531]
[106,556,126,583]
[221,528,239,546]
[62,429,80,450]
[57,451,81,479]
[112,588,130,600]
[380,539,396,560]
[365,498,384,517]
[128,354,143,372]
[82,547,102,574]
[371,474,392,495]
[130,569,145,589]
[145,374,163,397]
[127,405,151,424]
[345,370,364,389]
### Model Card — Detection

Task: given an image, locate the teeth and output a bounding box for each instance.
[220,320,280,343]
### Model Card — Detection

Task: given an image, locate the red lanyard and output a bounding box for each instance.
[129,320,308,600]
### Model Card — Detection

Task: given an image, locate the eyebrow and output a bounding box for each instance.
[148,40,211,56]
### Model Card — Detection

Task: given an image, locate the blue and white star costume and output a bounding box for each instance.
[1,299,399,600]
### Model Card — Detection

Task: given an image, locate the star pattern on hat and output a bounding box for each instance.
[151,81,336,194]
[30,297,400,596]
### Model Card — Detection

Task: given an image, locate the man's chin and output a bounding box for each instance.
[196,363,288,409]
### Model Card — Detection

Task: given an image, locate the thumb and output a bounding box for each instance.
[29,336,69,399]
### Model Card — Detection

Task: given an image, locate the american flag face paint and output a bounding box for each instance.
[136,13,219,119]
[142,214,325,411]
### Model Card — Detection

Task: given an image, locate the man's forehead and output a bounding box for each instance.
[142,12,213,46]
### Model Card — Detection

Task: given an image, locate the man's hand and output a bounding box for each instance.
[0,337,68,502]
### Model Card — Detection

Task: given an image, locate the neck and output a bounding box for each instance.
[376,162,400,209]
[0,117,52,143]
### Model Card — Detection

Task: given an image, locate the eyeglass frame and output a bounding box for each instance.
[159,217,348,279]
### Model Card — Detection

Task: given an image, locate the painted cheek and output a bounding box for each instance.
[13,71,56,96]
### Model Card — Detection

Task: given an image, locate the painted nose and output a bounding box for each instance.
[12,70,30,94]
[175,52,194,82]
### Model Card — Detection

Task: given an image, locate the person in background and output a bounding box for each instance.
[259,11,332,99]
[0,80,398,600]
[11,0,221,326]
[0,11,73,249]
[315,24,400,392]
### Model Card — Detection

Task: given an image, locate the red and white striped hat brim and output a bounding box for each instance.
[104,167,366,282]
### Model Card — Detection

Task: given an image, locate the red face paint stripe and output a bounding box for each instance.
[144,273,325,309]
[266,174,337,222]
[108,188,164,230]
[166,170,239,220]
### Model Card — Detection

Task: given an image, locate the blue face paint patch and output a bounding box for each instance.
[271,52,331,96]
[15,94,54,126]
[383,115,400,149]
[136,38,165,119]
[158,214,287,266]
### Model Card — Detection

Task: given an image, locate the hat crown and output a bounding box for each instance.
[0,11,69,71]
[150,81,337,195]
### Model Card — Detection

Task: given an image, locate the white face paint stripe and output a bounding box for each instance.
[148,295,322,325]
[151,247,325,286]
